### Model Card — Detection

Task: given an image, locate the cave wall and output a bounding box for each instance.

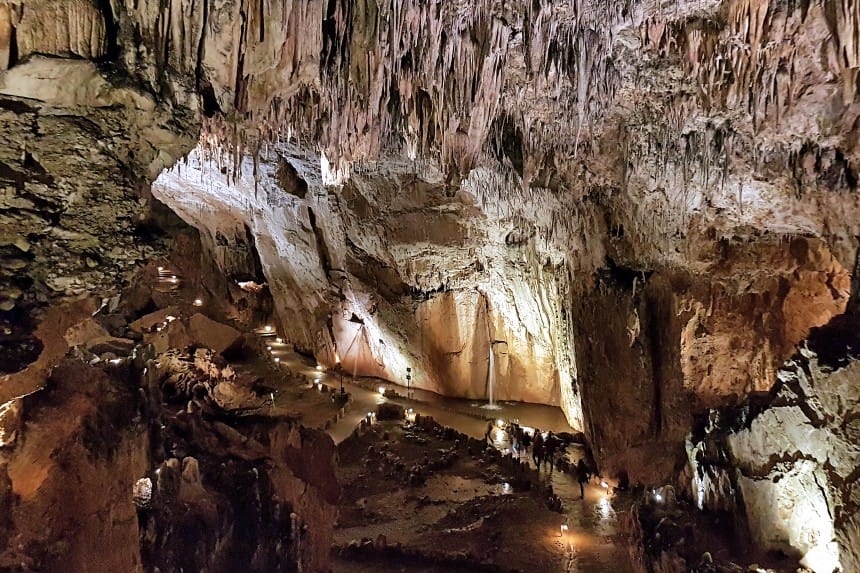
[687,313,860,573]
[573,238,850,483]
[152,145,582,424]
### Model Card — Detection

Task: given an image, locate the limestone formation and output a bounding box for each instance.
[688,315,860,573]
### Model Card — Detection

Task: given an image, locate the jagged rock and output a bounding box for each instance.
[129,307,180,334]
[689,317,860,573]
[0,398,22,447]
[86,336,134,356]
[210,381,265,413]
[187,313,242,354]
[63,318,110,347]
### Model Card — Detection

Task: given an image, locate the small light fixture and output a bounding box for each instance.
[265,325,273,332]
[378,386,386,395]
[267,346,272,351]
[496,419,504,428]
[275,337,283,343]
[316,365,323,371]
[274,357,280,363]
[193,298,203,306]
[157,266,164,272]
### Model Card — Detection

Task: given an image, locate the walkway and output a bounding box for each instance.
[256,348,634,572]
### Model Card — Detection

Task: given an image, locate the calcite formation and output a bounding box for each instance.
[687,314,860,573]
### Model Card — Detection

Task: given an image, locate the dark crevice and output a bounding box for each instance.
[195,0,220,117]
[8,22,17,68]
[95,0,120,61]
[307,207,333,276]
[849,242,860,314]
[645,299,663,436]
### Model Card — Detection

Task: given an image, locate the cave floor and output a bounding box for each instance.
[330,419,635,573]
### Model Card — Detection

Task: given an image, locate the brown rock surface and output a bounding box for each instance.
[688,314,860,573]
[187,313,242,354]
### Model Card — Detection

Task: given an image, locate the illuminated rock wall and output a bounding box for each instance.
[687,314,860,573]
[152,145,583,426]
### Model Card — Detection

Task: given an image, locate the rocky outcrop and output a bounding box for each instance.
[0,304,340,572]
[687,314,860,573]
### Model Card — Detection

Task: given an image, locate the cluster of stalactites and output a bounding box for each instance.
[183,0,645,187]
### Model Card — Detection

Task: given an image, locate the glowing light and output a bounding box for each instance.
[597,496,612,519]
[560,524,569,532]
[316,365,323,371]
[274,357,280,363]
[109,358,123,365]
[654,493,663,503]
[193,298,203,307]
[266,346,272,351]
[237,280,264,293]
[378,386,386,395]
[157,266,163,271]
[265,325,273,332]
[600,481,609,489]
[275,337,283,343]
[133,477,153,508]
[496,419,505,428]
[405,408,417,422]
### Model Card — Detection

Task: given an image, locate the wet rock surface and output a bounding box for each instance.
[0,251,340,572]
[1,1,860,572]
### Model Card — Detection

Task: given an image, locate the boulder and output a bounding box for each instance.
[179,457,205,501]
[64,318,110,347]
[129,307,179,334]
[86,336,135,356]
[211,381,266,413]
[187,313,242,354]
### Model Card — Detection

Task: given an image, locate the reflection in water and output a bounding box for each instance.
[597,496,614,520]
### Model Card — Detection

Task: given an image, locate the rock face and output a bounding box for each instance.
[687,314,860,573]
